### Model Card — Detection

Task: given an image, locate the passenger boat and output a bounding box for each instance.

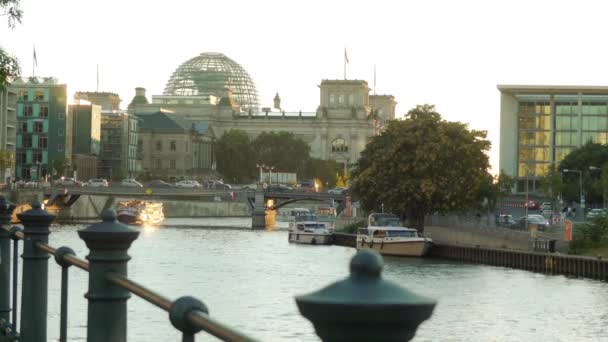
[117,200,164,226]
[288,212,333,245]
[356,213,432,257]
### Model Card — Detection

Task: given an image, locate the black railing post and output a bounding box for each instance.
[0,197,15,340]
[296,250,436,342]
[18,201,56,342]
[54,247,76,342]
[79,210,139,342]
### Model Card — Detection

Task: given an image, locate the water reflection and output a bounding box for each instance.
[41,224,608,342]
[265,209,277,231]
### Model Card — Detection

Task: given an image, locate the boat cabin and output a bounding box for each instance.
[368,213,403,227]
[357,227,419,238]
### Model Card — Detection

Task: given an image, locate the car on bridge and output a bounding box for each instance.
[296,180,318,192]
[55,177,82,187]
[175,180,202,189]
[120,179,143,188]
[86,179,109,187]
[146,180,173,188]
[266,184,293,192]
[516,215,549,231]
[205,180,231,190]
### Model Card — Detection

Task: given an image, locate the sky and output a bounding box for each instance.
[3,0,608,174]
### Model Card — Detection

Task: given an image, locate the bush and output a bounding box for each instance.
[570,216,608,254]
[340,220,365,234]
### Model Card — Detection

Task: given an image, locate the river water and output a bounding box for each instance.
[30,218,608,341]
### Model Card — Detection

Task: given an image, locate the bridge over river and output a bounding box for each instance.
[4,187,348,226]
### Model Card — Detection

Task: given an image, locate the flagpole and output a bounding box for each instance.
[374,64,376,95]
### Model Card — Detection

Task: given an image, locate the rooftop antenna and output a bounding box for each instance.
[373,64,376,95]
[32,45,38,78]
[96,64,99,92]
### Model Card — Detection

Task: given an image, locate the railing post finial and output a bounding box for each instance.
[295,250,436,342]
[18,200,56,342]
[79,209,140,342]
[169,296,208,334]
[0,196,16,335]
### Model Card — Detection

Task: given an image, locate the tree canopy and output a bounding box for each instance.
[350,104,492,232]
[215,129,341,186]
[558,142,608,205]
[0,0,22,89]
[215,129,257,183]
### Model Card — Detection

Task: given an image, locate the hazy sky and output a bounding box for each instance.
[3,0,608,173]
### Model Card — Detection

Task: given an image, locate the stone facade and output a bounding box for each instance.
[137,111,214,180]
[130,79,395,167]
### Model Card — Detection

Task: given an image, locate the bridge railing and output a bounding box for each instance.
[0,197,436,342]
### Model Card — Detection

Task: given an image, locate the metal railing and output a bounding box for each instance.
[0,197,436,342]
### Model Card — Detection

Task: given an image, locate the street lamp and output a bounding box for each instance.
[256,164,266,184]
[589,165,606,208]
[269,166,275,185]
[563,169,583,221]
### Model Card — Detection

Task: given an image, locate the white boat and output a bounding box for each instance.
[117,200,164,226]
[288,212,333,245]
[284,208,312,228]
[356,213,432,257]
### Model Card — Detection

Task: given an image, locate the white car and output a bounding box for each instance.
[121,179,143,188]
[87,179,109,187]
[55,177,78,187]
[175,180,202,189]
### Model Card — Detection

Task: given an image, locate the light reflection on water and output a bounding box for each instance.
[39,219,608,341]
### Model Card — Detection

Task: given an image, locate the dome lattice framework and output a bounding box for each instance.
[163,52,260,110]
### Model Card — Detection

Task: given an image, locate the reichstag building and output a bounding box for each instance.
[129,52,396,167]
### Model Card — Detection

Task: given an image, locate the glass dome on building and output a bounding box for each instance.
[163,52,260,110]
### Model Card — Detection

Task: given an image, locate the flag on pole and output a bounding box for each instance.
[344,48,349,64]
[33,46,38,67]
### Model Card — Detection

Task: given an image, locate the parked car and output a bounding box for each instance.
[86,179,109,187]
[175,180,202,189]
[328,187,347,195]
[297,180,317,192]
[55,177,79,187]
[587,208,608,220]
[517,215,550,231]
[146,180,173,188]
[266,184,292,193]
[497,214,517,227]
[242,183,260,190]
[120,179,143,188]
[205,180,231,189]
[525,200,539,210]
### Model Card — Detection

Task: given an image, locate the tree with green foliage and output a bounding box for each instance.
[51,156,71,178]
[538,165,563,205]
[302,158,341,189]
[0,0,22,89]
[559,142,608,205]
[215,129,257,183]
[253,131,310,173]
[351,104,491,233]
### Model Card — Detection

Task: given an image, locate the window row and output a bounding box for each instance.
[521,101,608,115]
[518,147,550,163]
[329,94,355,106]
[518,131,550,146]
[521,116,608,131]
[19,90,45,102]
[16,151,46,164]
[331,138,349,153]
[155,140,179,151]
[20,135,48,148]
[154,159,177,169]
[22,105,49,118]
[518,162,550,177]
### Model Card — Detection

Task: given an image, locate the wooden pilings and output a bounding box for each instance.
[429,244,608,281]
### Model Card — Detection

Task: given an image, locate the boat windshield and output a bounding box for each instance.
[303,223,326,229]
[295,214,318,222]
[374,216,402,227]
[387,230,417,237]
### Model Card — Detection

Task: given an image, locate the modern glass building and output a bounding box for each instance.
[499,85,608,192]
